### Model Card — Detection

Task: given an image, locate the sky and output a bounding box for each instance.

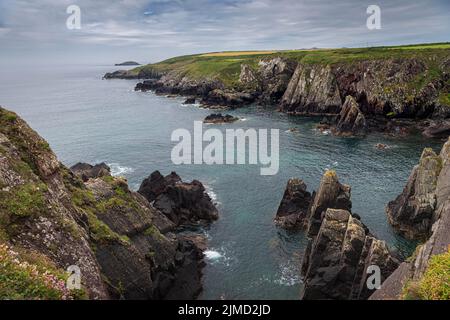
[0,0,449,65]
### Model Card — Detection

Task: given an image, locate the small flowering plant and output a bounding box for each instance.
[0,243,76,300]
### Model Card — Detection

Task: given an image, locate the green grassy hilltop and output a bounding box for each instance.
[131,42,450,88]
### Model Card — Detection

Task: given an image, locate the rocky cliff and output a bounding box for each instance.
[372,137,450,300]
[105,46,450,137]
[0,106,216,299]
[274,171,399,299]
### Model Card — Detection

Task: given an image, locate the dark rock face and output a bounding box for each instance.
[305,170,352,237]
[239,58,297,104]
[332,96,367,136]
[203,113,239,124]
[84,176,205,300]
[202,89,256,107]
[0,107,215,300]
[300,208,399,300]
[70,162,111,182]
[138,171,219,227]
[386,147,443,240]
[371,137,450,300]
[422,120,450,139]
[280,64,342,115]
[274,179,312,229]
[183,97,196,104]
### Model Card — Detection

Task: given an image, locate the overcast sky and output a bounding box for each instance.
[0,0,449,65]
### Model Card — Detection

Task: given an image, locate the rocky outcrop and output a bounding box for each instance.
[300,208,399,300]
[386,146,444,240]
[239,58,297,104]
[183,97,196,104]
[138,171,218,227]
[280,64,342,115]
[371,137,450,300]
[104,67,161,80]
[422,119,450,139]
[70,162,111,182]
[201,89,256,107]
[106,53,450,136]
[0,107,213,300]
[204,113,239,124]
[274,179,312,229]
[305,170,352,237]
[332,96,367,136]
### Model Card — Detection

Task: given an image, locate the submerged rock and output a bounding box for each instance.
[203,113,239,124]
[375,143,390,150]
[386,147,444,240]
[332,96,367,136]
[300,208,399,300]
[274,179,312,229]
[138,171,219,227]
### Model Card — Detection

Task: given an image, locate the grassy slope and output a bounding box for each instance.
[132,43,450,99]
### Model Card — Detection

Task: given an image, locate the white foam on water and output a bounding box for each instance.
[204,250,223,260]
[205,184,220,205]
[273,261,301,287]
[204,246,235,267]
[108,163,135,177]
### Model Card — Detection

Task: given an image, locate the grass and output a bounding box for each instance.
[200,51,276,57]
[133,42,450,90]
[403,250,450,300]
[0,243,83,300]
[0,183,47,218]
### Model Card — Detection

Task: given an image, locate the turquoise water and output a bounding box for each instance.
[0,65,444,300]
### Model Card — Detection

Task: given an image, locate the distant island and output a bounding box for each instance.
[115,61,140,66]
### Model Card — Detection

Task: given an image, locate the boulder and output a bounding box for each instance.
[332,96,367,136]
[203,113,239,124]
[70,162,111,182]
[138,171,219,226]
[300,209,399,300]
[422,120,450,139]
[274,179,312,229]
[183,97,196,104]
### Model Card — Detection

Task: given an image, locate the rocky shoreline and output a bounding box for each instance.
[0,107,218,300]
[274,137,450,300]
[105,54,450,138]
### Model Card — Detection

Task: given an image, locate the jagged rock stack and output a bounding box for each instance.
[138,170,218,227]
[372,136,450,299]
[386,147,444,240]
[274,170,399,300]
[274,179,312,229]
[301,208,399,300]
[332,96,367,136]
